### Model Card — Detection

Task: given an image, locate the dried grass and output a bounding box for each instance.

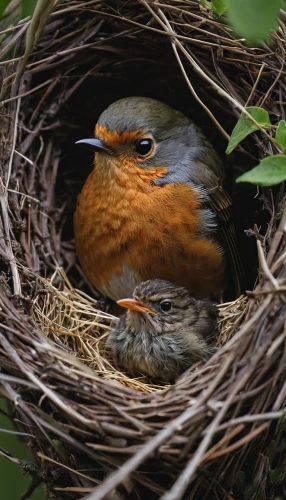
[0,1,285,499]
[30,266,164,392]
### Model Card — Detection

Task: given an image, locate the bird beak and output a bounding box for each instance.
[117,298,155,315]
[75,138,113,154]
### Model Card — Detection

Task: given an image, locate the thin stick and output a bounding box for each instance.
[38,452,100,484]
[245,63,265,107]
[210,411,285,432]
[0,79,54,106]
[213,294,272,353]
[267,203,286,266]
[161,345,270,500]
[257,239,279,290]
[160,10,230,140]
[5,97,21,191]
[270,250,286,275]
[7,189,39,204]
[0,332,103,432]
[259,62,284,108]
[202,423,269,462]
[14,150,34,165]
[141,1,281,152]
[201,424,245,460]
[82,355,235,500]
[0,180,21,295]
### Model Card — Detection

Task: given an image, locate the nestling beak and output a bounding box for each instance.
[75,138,113,154]
[117,298,155,315]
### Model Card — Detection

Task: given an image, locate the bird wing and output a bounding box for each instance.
[194,157,245,298]
[152,123,245,297]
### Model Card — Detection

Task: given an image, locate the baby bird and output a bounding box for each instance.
[106,279,218,382]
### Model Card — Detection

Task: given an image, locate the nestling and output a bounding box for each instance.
[74,97,244,302]
[106,279,219,382]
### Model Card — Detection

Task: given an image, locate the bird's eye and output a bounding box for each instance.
[135,138,153,156]
[160,300,172,312]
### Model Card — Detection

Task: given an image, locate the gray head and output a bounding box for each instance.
[75,97,222,185]
[97,97,190,139]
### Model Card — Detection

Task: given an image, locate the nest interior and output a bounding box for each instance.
[0,2,286,499]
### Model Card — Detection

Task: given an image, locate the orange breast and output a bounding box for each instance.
[74,155,225,300]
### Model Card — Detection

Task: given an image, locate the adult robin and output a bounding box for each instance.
[74,97,244,301]
[106,279,218,382]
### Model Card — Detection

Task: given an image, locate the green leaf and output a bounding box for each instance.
[0,0,11,18]
[21,0,37,20]
[227,0,282,44]
[275,120,286,152]
[51,439,66,459]
[212,0,228,16]
[16,0,56,80]
[200,0,213,10]
[226,107,271,154]
[269,464,286,485]
[236,155,286,186]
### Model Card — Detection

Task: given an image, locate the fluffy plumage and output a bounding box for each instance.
[74,97,244,301]
[106,279,219,382]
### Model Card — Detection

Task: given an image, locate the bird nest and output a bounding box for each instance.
[0,1,286,499]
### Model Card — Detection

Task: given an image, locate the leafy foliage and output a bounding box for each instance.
[21,0,37,19]
[226,107,271,155]
[0,0,10,18]
[236,155,286,186]
[201,0,282,44]
[227,0,282,44]
[0,0,36,19]
[212,0,228,16]
[201,0,228,17]
[275,120,286,152]
[227,107,286,187]
[16,0,56,80]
